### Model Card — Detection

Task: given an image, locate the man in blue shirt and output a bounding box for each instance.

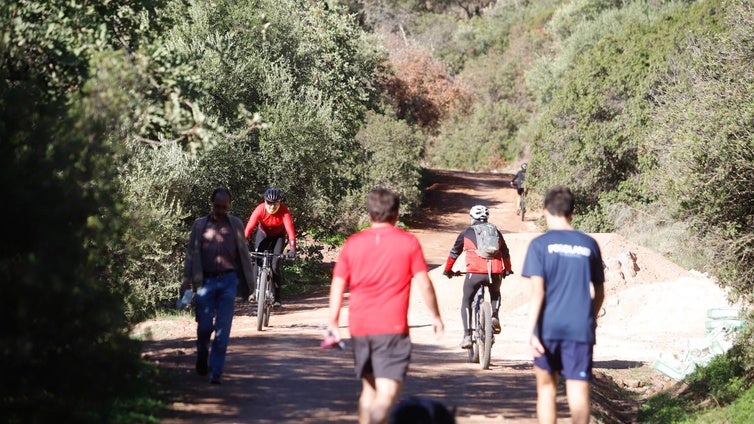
[521,186,605,424]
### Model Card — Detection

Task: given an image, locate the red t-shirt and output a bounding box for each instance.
[333,225,428,337]
[243,203,296,241]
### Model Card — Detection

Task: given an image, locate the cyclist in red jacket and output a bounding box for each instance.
[244,188,296,307]
[443,205,513,349]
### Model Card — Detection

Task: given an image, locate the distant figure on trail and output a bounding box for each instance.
[521,186,605,424]
[327,188,445,424]
[511,163,527,215]
[181,187,256,385]
[442,205,513,349]
[244,188,297,308]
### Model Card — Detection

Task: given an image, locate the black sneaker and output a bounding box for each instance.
[491,317,501,334]
[210,374,222,385]
[196,351,209,376]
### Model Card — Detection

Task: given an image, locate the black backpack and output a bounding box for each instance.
[473,222,501,259]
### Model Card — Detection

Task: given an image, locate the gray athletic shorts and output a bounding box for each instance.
[352,333,412,381]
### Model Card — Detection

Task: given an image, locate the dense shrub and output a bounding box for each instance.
[1,1,163,419]
[353,111,426,218]
[429,99,526,170]
[644,0,754,368]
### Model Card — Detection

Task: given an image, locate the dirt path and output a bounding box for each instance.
[138,169,732,423]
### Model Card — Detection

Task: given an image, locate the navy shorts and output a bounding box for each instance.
[533,339,593,381]
[352,334,412,381]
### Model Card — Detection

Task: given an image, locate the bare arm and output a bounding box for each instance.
[413,271,444,336]
[327,275,348,340]
[282,209,296,248]
[592,283,605,321]
[527,275,546,357]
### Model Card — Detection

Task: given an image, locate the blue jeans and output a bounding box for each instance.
[195,272,238,378]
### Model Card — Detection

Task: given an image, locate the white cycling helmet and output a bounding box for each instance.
[521,162,527,170]
[469,205,489,221]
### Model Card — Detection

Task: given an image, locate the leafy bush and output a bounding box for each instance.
[646,0,754,306]
[686,350,749,406]
[111,0,403,318]
[119,144,196,321]
[639,392,693,423]
[689,383,754,423]
[429,99,526,170]
[352,111,426,220]
[640,349,753,422]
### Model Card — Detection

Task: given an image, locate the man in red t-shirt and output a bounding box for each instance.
[244,188,296,307]
[327,188,444,424]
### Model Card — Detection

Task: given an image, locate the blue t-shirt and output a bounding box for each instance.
[521,230,604,344]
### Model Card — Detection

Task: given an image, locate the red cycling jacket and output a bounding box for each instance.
[243,203,296,247]
[444,224,512,274]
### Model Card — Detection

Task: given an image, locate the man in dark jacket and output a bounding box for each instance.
[181,187,255,384]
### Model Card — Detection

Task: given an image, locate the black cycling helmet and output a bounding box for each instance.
[264,188,283,203]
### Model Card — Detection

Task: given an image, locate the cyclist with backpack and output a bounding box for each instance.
[244,188,296,308]
[442,205,514,349]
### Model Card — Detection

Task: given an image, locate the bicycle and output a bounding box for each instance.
[249,251,287,331]
[451,271,495,370]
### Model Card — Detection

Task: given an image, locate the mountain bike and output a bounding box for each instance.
[452,271,494,370]
[249,251,287,331]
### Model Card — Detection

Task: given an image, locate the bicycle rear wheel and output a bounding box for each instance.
[480,302,493,369]
[256,269,269,331]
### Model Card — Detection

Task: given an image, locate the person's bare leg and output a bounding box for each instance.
[368,377,403,424]
[565,379,591,424]
[358,374,377,424]
[534,366,558,424]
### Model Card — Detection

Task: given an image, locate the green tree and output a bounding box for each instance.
[0,1,167,419]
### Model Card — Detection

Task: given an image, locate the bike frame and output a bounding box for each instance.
[250,250,285,331]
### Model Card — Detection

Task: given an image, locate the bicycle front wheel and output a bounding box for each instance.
[256,269,269,331]
[479,302,493,370]
[263,272,273,327]
[469,307,480,363]
[469,339,479,364]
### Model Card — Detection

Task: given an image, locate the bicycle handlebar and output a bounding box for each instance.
[448,270,513,278]
[249,251,290,259]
